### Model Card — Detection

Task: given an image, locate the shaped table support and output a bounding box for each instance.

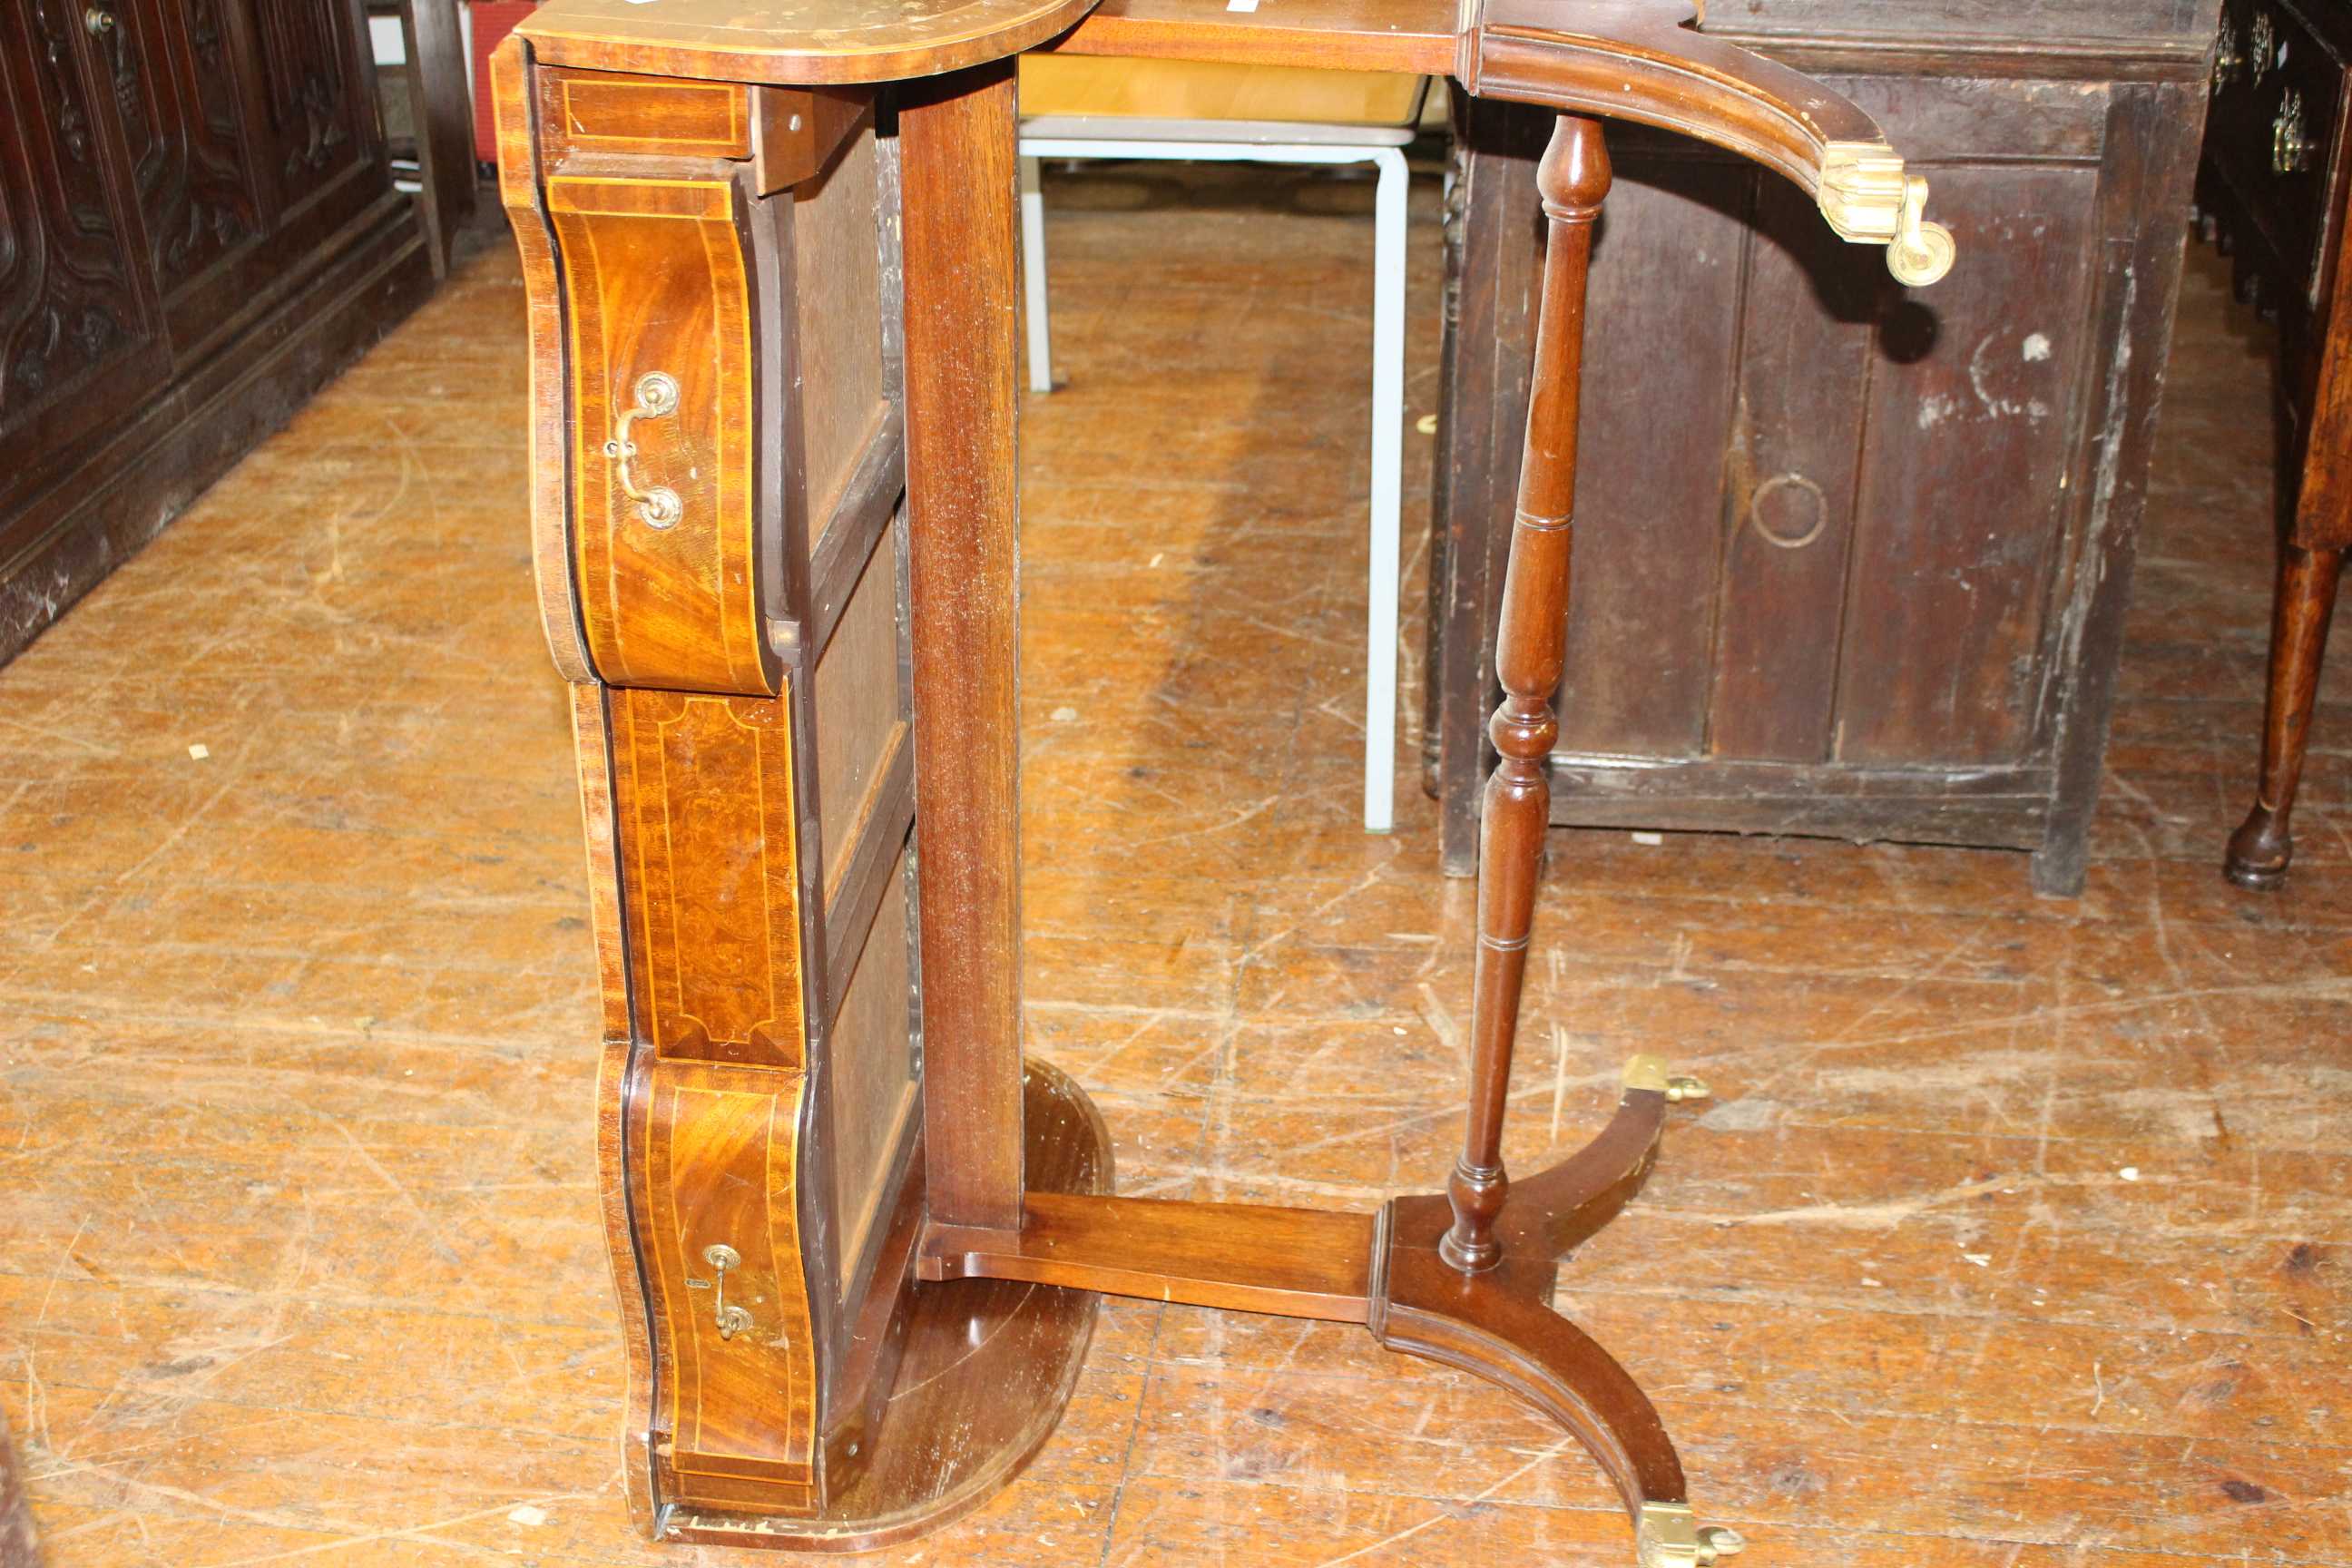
[495,0,1953,1557]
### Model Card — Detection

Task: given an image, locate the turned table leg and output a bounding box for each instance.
[2228,540,2347,887]
[1443,114,1609,1273]
[1394,114,1743,1567]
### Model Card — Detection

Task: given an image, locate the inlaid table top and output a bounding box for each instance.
[520,0,1105,83]
[1015,53,1429,126]
[517,0,1950,284]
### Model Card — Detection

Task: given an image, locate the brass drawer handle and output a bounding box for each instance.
[2214,15,2243,92]
[2249,10,2278,79]
[696,1243,754,1340]
[603,371,683,529]
[2275,90,2315,173]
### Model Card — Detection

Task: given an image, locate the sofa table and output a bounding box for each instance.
[489,1,1952,1560]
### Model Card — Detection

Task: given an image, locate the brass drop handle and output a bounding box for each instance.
[603,371,683,529]
[1885,175,1955,289]
[2249,10,2278,78]
[2213,15,2244,92]
[700,1243,753,1340]
[83,5,113,33]
[2274,90,2316,173]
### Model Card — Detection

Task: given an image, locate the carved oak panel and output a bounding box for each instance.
[249,0,368,209]
[0,0,164,450]
[113,0,264,297]
[0,0,433,664]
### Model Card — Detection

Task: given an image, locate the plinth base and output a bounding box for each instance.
[662,1059,1112,1553]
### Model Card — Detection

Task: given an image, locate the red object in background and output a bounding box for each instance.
[471,2,540,162]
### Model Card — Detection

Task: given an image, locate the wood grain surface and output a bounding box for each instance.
[927,1192,1379,1321]
[1016,54,1428,125]
[1046,0,1456,74]
[519,0,1099,85]
[1423,74,2200,895]
[609,688,808,1070]
[1442,115,1610,1275]
[632,1057,820,1513]
[658,1058,1112,1553]
[0,175,2343,1566]
[493,38,596,686]
[548,172,777,696]
[901,62,1031,1238]
[0,1406,31,1568]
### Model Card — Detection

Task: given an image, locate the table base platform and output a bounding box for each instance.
[657,1060,1111,1553]
[672,1055,1737,1568]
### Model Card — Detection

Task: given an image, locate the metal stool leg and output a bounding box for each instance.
[1363,144,1408,832]
[1020,153,1054,395]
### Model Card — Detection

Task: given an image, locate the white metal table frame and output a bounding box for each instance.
[1017,119,1413,832]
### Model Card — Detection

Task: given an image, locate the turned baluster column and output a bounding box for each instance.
[1443,114,1610,1274]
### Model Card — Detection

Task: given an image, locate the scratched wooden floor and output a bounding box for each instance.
[1,160,2347,1568]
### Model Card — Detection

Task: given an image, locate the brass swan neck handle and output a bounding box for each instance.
[602,371,684,530]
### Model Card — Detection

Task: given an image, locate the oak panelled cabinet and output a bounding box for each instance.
[0,0,441,660]
[1425,1,2225,896]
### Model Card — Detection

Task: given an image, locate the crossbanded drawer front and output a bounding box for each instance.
[610,686,809,1071]
[539,69,754,164]
[637,1058,818,1514]
[548,173,778,696]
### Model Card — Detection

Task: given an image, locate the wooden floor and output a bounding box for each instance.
[1,161,2346,1568]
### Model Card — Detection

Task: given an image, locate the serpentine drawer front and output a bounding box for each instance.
[610,689,810,1071]
[635,1059,821,1514]
[498,41,923,1534]
[534,65,900,694]
[552,168,771,693]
